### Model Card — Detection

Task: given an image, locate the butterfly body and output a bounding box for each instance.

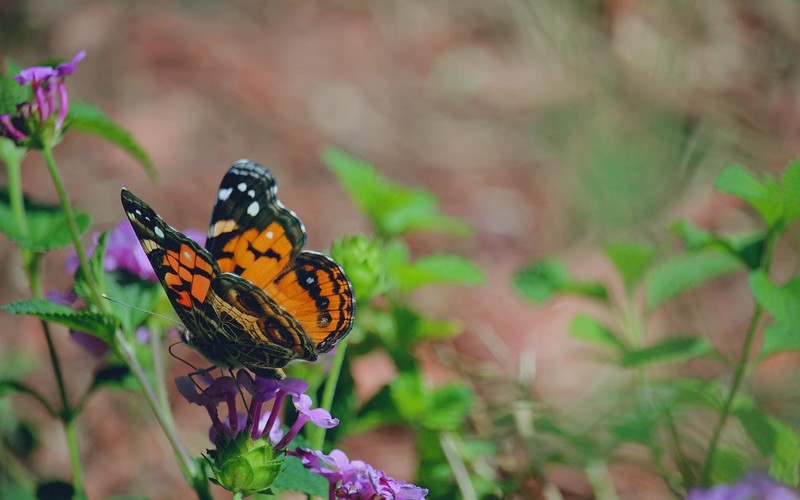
[121,160,355,378]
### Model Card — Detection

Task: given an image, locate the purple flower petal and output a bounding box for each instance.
[14,66,55,85]
[54,51,86,77]
[293,394,339,428]
[69,331,110,358]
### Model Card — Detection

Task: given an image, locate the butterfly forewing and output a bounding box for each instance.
[205,160,306,290]
[266,251,355,353]
[121,189,220,335]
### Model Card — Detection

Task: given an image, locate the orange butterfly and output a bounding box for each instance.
[121,160,355,378]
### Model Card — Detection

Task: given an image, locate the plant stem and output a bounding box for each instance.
[6,154,29,238]
[113,329,196,481]
[41,146,104,310]
[701,232,777,484]
[439,431,477,500]
[307,339,349,451]
[64,418,84,496]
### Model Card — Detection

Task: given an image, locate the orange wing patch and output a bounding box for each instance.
[266,252,355,352]
[217,222,296,288]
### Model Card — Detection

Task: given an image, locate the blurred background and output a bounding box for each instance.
[1,0,800,498]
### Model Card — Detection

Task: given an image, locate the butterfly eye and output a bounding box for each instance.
[236,289,262,313]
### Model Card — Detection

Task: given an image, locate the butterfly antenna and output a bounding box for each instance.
[101,294,183,326]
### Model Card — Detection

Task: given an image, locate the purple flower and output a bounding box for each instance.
[176,370,335,450]
[66,219,159,282]
[291,447,428,499]
[274,394,338,450]
[1,51,85,144]
[687,472,799,500]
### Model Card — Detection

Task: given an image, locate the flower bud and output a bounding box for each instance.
[207,433,284,495]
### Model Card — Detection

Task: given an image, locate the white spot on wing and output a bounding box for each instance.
[247,189,255,198]
[154,226,165,238]
[238,182,247,192]
[218,187,233,201]
[183,251,192,260]
[247,201,259,216]
[306,276,315,285]
[265,231,273,239]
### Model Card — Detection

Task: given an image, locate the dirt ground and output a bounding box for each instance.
[2,1,800,498]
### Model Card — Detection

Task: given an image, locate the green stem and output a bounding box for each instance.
[307,339,349,451]
[64,418,84,497]
[41,146,104,310]
[40,320,71,417]
[6,155,29,238]
[701,232,777,484]
[113,329,196,482]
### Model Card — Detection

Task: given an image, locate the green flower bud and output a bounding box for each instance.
[330,235,388,303]
[206,433,284,495]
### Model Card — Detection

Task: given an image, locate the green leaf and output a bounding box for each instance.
[604,242,659,293]
[645,250,741,309]
[1,299,117,342]
[514,258,608,304]
[619,335,717,368]
[750,272,800,358]
[781,159,800,225]
[736,408,800,486]
[89,364,138,392]
[0,189,91,251]
[0,69,31,116]
[716,165,783,227]
[270,454,328,497]
[67,102,156,178]
[323,147,470,237]
[707,448,749,485]
[397,253,485,293]
[103,271,162,335]
[670,220,766,270]
[513,259,572,303]
[569,314,625,351]
[389,373,427,423]
[422,383,473,431]
[73,231,108,303]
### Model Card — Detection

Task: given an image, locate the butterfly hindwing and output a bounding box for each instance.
[121,189,219,330]
[266,251,355,353]
[205,160,306,290]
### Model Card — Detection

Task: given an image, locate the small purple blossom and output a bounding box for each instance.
[2,51,85,143]
[176,370,334,450]
[291,447,428,499]
[687,472,800,500]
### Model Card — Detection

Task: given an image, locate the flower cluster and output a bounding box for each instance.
[176,370,338,447]
[291,447,428,499]
[687,472,799,500]
[1,51,85,147]
[175,370,339,495]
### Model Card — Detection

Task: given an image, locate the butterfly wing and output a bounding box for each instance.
[205,160,306,290]
[121,189,220,331]
[265,251,355,354]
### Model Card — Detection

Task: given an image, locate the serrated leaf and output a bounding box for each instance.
[323,147,470,237]
[645,250,741,309]
[716,165,783,227]
[569,314,625,351]
[103,270,162,335]
[0,189,91,251]
[604,242,659,292]
[422,383,473,431]
[397,253,485,292]
[1,299,117,341]
[750,272,800,359]
[67,102,155,179]
[619,335,717,368]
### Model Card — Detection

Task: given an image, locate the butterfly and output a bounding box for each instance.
[121,160,355,379]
